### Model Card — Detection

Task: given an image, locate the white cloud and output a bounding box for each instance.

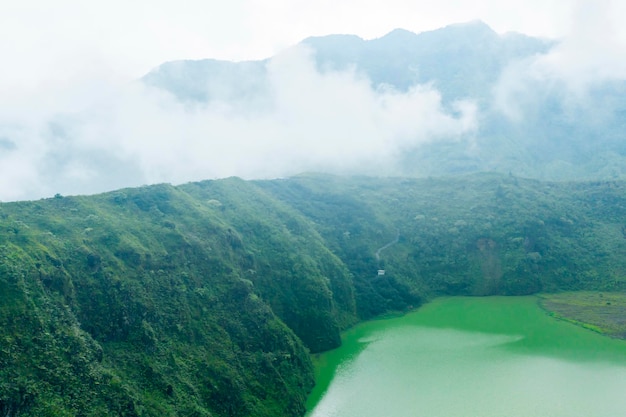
[493,0,626,119]
[0,46,476,201]
[531,0,626,92]
[0,0,577,89]
[3,0,625,201]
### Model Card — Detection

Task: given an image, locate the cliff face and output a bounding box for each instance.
[2,173,626,416]
[0,182,321,417]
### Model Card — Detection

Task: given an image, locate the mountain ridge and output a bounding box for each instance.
[3,173,626,415]
[138,21,626,183]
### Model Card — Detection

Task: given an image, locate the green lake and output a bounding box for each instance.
[305,296,626,417]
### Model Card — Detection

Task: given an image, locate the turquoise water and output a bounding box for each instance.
[306,297,626,417]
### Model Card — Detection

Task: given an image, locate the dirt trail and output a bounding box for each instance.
[375,229,399,263]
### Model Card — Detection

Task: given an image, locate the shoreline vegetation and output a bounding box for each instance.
[538,292,626,339]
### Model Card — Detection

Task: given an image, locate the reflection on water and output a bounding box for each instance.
[307,297,626,417]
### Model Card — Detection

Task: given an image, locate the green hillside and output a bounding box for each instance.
[2,173,626,416]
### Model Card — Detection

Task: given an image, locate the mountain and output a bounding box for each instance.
[3,173,626,415]
[142,21,626,182]
[302,20,550,102]
[4,21,626,417]
[144,20,550,105]
[143,59,268,103]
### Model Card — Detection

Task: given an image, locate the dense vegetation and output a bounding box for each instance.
[2,173,626,416]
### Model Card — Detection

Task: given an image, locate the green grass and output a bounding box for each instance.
[539,291,626,338]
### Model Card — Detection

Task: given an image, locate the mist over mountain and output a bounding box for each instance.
[144,20,626,182]
[145,21,549,104]
[2,20,626,202]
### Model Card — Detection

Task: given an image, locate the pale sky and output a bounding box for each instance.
[0,0,610,88]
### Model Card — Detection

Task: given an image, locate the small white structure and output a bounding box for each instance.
[377,270,386,276]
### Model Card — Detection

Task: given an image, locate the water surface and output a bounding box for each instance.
[306,296,626,417]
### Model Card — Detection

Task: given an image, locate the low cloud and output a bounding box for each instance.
[0,46,476,202]
[493,0,626,120]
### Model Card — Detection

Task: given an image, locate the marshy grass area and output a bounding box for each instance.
[539,291,626,339]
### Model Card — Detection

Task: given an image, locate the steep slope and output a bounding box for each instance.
[179,178,358,349]
[0,184,333,416]
[3,174,626,416]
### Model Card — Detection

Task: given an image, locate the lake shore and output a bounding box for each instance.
[306,296,626,417]
[539,291,626,339]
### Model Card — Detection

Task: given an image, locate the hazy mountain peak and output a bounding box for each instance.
[135,22,626,187]
[302,33,364,44]
[373,21,496,44]
[378,27,418,41]
[300,33,365,60]
[420,19,498,44]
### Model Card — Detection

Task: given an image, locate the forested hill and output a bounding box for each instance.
[2,174,626,416]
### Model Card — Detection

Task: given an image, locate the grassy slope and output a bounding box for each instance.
[2,173,626,416]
